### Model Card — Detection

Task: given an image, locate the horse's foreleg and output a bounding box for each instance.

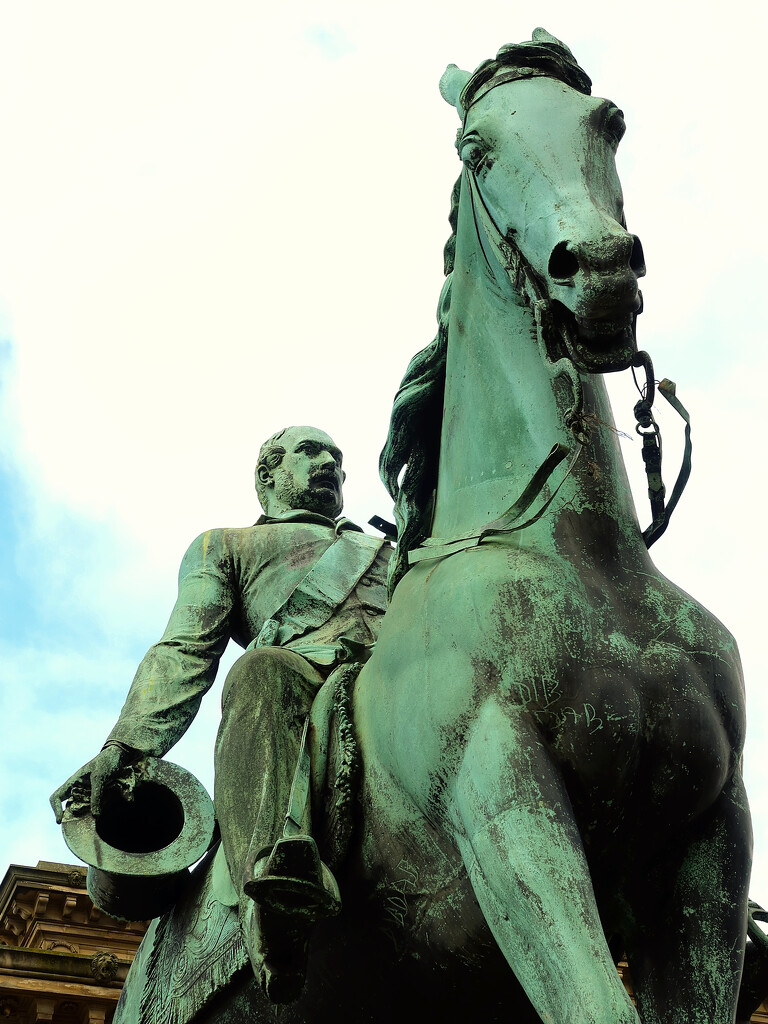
[448,697,638,1024]
[628,768,752,1024]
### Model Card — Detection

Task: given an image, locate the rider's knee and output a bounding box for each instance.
[221,646,322,715]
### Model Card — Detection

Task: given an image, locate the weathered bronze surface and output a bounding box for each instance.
[52,29,763,1024]
[361,28,751,1024]
[51,425,392,1010]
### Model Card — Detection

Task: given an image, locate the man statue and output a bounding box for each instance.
[50,425,391,1003]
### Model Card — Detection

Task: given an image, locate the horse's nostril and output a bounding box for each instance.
[548,242,579,281]
[630,235,646,277]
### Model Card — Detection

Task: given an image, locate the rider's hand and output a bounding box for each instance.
[49,744,134,824]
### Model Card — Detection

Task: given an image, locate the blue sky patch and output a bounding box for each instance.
[305,24,356,61]
[0,460,39,645]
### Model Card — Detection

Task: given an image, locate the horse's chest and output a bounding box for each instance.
[505,583,745,825]
[392,550,745,821]
[543,650,734,819]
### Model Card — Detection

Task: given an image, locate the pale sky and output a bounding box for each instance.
[1,0,767,936]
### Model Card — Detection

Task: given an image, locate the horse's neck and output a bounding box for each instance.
[432,197,644,565]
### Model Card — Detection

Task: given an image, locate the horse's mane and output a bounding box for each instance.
[379,33,591,598]
[460,33,592,113]
[378,176,458,597]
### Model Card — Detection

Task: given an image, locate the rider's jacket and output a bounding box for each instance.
[105,510,390,757]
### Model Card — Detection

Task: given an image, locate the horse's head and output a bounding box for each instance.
[440,28,645,373]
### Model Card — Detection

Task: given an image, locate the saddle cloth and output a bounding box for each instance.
[116,661,363,1024]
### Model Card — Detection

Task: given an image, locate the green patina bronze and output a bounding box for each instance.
[51,29,764,1024]
[353,29,751,1024]
[51,425,392,1008]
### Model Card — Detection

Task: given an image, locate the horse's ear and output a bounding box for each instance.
[531,26,575,58]
[440,64,471,117]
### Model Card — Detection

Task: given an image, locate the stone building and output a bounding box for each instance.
[0,862,147,1023]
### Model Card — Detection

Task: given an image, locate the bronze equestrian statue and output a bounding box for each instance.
[53,30,760,1024]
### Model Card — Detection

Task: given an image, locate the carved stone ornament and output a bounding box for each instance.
[45,939,79,953]
[91,949,119,981]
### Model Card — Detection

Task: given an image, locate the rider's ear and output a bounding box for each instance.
[439,64,471,118]
[256,465,273,488]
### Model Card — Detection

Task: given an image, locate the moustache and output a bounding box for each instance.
[309,471,339,487]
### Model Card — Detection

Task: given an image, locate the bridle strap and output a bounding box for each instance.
[465,169,544,300]
[446,176,693,557]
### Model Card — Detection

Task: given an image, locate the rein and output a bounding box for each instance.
[408,440,583,565]
[631,350,693,548]
[466,164,694,551]
[407,168,586,567]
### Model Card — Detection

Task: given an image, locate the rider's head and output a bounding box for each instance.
[255,426,345,519]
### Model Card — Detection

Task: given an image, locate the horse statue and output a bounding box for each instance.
[115,29,754,1024]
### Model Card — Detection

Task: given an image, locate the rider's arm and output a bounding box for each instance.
[103,528,235,758]
[50,530,235,823]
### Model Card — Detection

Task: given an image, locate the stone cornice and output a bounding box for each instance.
[0,946,128,986]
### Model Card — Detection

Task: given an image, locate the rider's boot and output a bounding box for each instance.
[242,834,341,1004]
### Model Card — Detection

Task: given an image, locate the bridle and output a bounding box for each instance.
[406,86,692,563]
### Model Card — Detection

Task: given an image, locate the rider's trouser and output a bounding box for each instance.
[213,646,325,898]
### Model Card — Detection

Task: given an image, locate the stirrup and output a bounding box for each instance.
[243,835,341,921]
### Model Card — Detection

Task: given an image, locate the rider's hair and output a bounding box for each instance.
[255,428,288,510]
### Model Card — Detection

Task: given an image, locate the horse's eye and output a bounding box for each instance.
[605,109,626,147]
[460,142,487,172]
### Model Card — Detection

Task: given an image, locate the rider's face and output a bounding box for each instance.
[268,427,345,518]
